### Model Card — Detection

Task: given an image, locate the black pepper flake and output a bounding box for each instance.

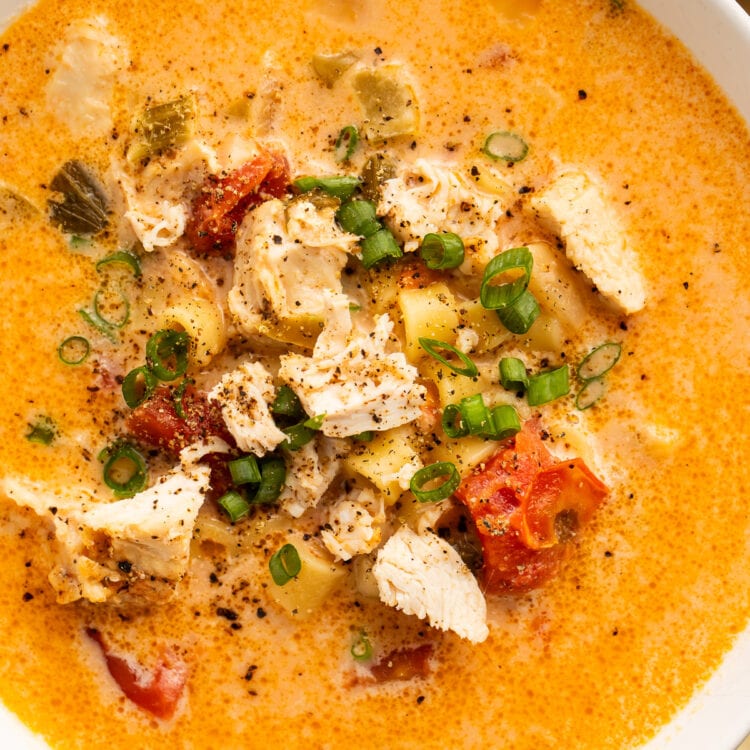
[416,695,425,704]
[518,185,533,194]
[578,89,587,100]
[682,281,689,289]
[2,44,8,52]
[256,607,267,619]
[117,560,132,573]
[604,550,613,558]
[217,607,239,621]
[272,234,283,245]
[374,46,383,55]
[244,665,258,681]
[612,627,619,636]
[22,592,33,602]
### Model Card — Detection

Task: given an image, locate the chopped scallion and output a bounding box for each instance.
[495,289,540,334]
[98,441,148,498]
[336,199,381,238]
[95,249,142,278]
[575,377,607,410]
[218,490,251,523]
[410,461,461,503]
[121,365,158,409]
[459,393,495,437]
[78,308,117,343]
[482,131,529,163]
[252,457,287,504]
[480,247,533,310]
[488,404,522,440]
[228,455,262,485]
[419,232,465,270]
[577,342,622,381]
[58,335,90,366]
[441,403,469,439]
[418,337,478,377]
[350,630,373,661]
[269,543,302,586]
[282,422,317,451]
[303,413,326,430]
[335,125,360,163]
[360,227,402,268]
[352,430,374,442]
[271,385,305,420]
[145,329,190,381]
[527,365,570,406]
[93,286,130,329]
[294,175,360,200]
[26,416,56,446]
[499,357,529,391]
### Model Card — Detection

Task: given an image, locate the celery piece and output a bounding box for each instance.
[48,160,109,235]
[127,94,196,163]
[311,51,359,88]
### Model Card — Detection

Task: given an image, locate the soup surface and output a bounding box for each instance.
[0,0,749,748]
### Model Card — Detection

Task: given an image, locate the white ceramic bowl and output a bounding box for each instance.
[0,0,748,748]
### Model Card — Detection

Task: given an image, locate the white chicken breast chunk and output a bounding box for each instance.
[228,197,358,341]
[379,159,506,262]
[1,465,210,604]
[531,171,647,314]
[277,436,345,518]
[209,360,286,456]
[278,314,426,438]
[320,487,386,561]
[46,16,127,136]
[373,525,489,643]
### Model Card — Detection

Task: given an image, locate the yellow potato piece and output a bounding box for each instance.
[353,64,419,139]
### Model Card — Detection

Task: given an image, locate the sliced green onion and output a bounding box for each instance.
[489,404,521,440]
[441,403,469,439]
[145,329,190,381]
[26,416,56,445]
[303,413,326,430]
[360,228,402,269]
[459,393,495,437]
[98,442,148,498]
[58,335,90,365]
[410,461,461,503]
[495,289,541,334]
[482,131,529,163]
[527,365,570,406]
[480,247,533,310]
[78,307,117,343]
[349,303,362,313]
[294,175,360,200]
[336,199,381,238]
[269,543,301,586]
[499,357,529,391]
[271,385,305,420]
[121,365,158,408]
[228,455,262,485]
[418,337,478,378]
[252,457,287,504]
[95,249,142,278]
[93,287,130,329]
[335,125,359,163]
[575,377,607,410]
[577,342,622,381]
[282,422,316,451]
[350,630,373,661]
[218,490,251,522]
[173,377,194,419]
[352,430,374,442]
[419,232,465,270]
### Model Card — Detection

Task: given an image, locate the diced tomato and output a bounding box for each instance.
[454,420,608,593]
[126,385,234,456]
[185,150,290,256]
[87,628,188,719]
[369,644,433,683]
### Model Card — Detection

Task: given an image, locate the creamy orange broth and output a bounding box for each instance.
[0,0,749,748]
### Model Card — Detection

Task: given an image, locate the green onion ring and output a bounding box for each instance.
[495,289,540,334]
[334,125,359,163]
[575,377,607,410]
[480,247,534,310]
[228,455,262,485]
[360,227,402,269]
[121,365,158,409]
[499,357,529,391]
[410,461,461,503]
[489,404,522,440]
[527,365,570,406]
[58,335,90,366]
[26,417,56,446]
[482,131,529,163]
[418,337,478,377]
[441,403,469,439]
[98,442,148,498]
[336,199,381,238]
[93,287,130,329]
[577,342,622,381]
[252,457,287,504]
[419,232,465,270]
[458,393,495,437]
[95,249,142,277]
[218,490,251,523]
[350,631,373,662]
[269,543,302,586]
[78,308,117,343]
[145,329,190,381]
[294,175,360,200]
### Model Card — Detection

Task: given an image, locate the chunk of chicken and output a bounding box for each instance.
[208,360,286,456]
[373,525,489,643]
[1,465,210,604]
[320,487,386,561]
[530,171,647,314]
[278,314,426,438]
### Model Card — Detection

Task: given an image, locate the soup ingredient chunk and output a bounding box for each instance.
[373,525,489,643]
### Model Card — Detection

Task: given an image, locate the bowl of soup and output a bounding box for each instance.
[0,0,748,748]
